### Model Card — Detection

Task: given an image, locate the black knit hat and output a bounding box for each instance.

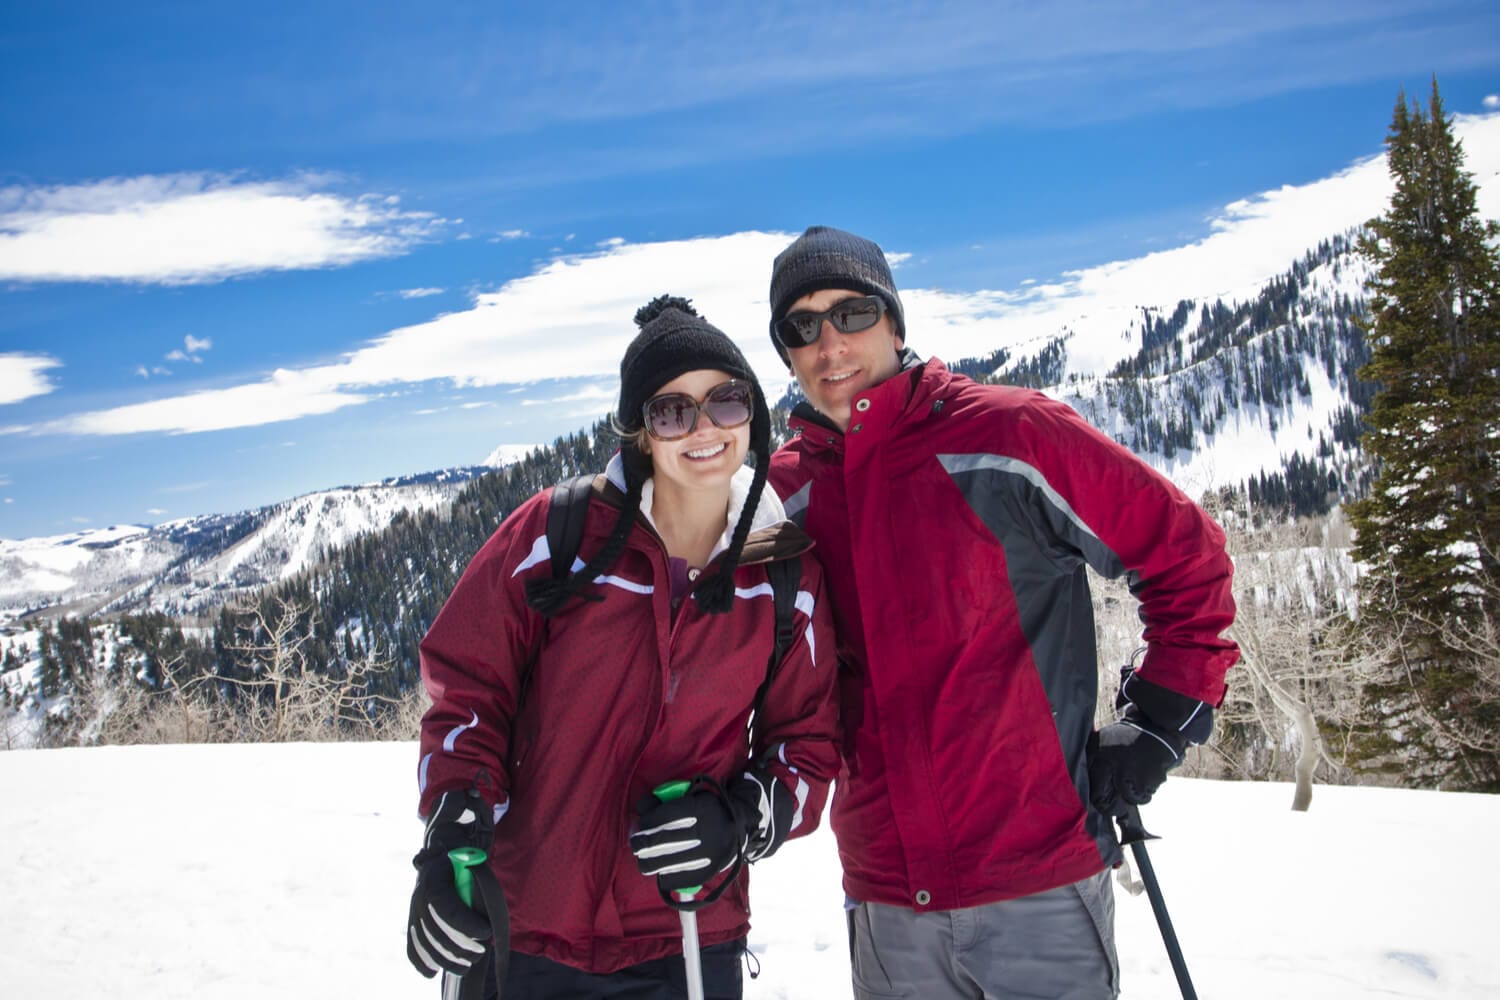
[526,294,772,617]
[768,226,906,363]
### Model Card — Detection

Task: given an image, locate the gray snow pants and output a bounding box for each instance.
[849,870,1119,1000]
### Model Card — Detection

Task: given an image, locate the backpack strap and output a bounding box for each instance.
[546,473,597,580]
[513,474,596,753]
[744,555,801,758]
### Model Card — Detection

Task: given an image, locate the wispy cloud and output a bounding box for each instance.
[367,1,1495,163]
[1485,95,1500,110]
[27,369,369,436]
[0,353,62,405]
[11,114,1500,441]
[3,232,794,436]
[398,287,445,299]
[0,174,445,285]
[164,334,213,364]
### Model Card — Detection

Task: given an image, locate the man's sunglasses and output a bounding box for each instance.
[773,295,887,349]
[643,379,755,441]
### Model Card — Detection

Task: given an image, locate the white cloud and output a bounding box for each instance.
[5,232,796,436]
[498,230,529,240]
[13,114,1500,441]
[158,335,212,368]
[0,353,61,405]
[1484,95,1500,110]
[898,113,1500,377]
[33,370,369,436]
[398,287,445,299]
[0,174,445,285]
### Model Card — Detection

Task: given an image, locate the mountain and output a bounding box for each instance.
[0,466,495,623]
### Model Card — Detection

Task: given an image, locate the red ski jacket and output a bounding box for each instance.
[769,357,1238,911]
[418,464,840,973]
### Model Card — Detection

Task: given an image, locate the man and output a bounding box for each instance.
[764,226,1238,999]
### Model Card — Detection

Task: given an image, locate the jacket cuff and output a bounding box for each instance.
[1118,669,1214,745]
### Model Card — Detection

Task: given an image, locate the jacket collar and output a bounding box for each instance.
[603,452,789,564]
[788,350,942,444]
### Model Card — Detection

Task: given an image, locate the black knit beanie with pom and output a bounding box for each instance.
[525,294,771,617]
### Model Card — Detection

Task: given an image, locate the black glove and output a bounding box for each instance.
[630,770,789,893]
[1088,671,1213,816]
[406,788,496,979]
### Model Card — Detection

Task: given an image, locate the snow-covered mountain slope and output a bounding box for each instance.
[1044,234,1373,500]
[0,468,492,621]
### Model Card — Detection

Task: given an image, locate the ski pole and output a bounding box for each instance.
[443,847,491,1000]
[654,780,706,1000]
[1116,806,1198,1000]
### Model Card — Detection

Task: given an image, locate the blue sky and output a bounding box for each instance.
[2,0,1499,539]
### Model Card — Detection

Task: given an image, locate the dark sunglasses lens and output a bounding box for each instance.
[646,394,696,439]
[830,297,882,333]
[774,314,821,348]
[704,383,753,428]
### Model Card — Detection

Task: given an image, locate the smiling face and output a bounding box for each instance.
[782,288,904,431]
[640,368,751,496]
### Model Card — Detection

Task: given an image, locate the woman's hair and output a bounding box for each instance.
[525,295,771,618]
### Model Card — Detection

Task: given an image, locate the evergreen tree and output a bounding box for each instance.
[1347,80,1500,790]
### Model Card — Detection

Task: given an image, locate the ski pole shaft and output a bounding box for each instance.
[1121,807,1197,1000]
[654,780,706,1000]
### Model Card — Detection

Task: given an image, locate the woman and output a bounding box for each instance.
[405,296,841,999]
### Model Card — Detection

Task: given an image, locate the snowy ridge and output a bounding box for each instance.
[1038,236,1373,498]
[0,472,487,621]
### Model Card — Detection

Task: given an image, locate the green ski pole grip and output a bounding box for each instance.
[652,780,701,897]
[653,779,692,802]
[448,846,488,908]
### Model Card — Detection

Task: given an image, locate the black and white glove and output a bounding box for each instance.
[1088,671,1213,817]
[405,788,496,979]
[629,769,794,893]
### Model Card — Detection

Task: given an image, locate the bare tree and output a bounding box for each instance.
[216,595,401,742]
[1091,504,1369,810]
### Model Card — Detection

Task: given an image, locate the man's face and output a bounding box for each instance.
[782,288,904,431]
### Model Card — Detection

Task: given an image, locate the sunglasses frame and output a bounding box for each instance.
[773,294,888,349]
[641,379,756,442]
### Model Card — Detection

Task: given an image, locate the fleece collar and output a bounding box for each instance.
[604,453,786,563]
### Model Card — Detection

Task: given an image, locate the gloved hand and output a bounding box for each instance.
[1089,670,1214,817]
[1088,708,1186,815]
[406,788,496,979]
[630,771,787,893]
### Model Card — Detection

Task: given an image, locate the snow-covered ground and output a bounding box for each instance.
[0,741,1492,998]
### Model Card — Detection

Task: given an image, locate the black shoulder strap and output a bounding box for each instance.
[546,473,596,579]
[745,555,801,758]
[513,474,595,755]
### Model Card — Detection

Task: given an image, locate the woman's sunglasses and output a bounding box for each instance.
[773,295,887,349]
[642,379,755,441]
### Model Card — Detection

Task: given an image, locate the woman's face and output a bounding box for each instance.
[640,368,751,496]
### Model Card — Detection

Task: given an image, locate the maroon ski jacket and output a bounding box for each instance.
[769,357,1237,911]
[418,465,840,972]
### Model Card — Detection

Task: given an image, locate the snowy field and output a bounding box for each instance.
[1,741,1494,999]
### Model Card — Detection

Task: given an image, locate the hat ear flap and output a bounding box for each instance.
[692,391,771,616]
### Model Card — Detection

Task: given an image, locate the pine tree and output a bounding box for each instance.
[1347,80,1500,790]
